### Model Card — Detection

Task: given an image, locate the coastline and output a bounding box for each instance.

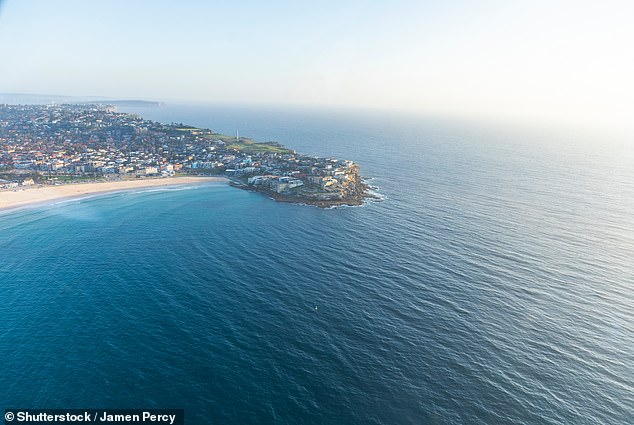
[0,176,226,213]
[231,179,376,208]
[1,104,373,210]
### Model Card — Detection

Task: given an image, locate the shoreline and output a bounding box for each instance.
[1,104,373,211]
[230,178,377,208]
[0,176,226,213]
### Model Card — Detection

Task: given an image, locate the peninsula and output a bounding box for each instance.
[0,104,372,208]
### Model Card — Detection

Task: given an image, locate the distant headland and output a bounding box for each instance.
[78,99,163,107]
[0,93,162,107]
[0,103,373,208]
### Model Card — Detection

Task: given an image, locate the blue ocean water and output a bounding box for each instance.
[1,104,632,424]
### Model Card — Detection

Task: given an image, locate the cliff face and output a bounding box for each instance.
[284,163,371,207]
[341,164,366,197]
[231,164,374,208]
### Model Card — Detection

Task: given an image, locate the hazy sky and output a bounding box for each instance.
[0,0,633,134]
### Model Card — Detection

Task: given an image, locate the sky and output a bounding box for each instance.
[0,0,633,135]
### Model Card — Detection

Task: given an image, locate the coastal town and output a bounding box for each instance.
[0,104,371,207]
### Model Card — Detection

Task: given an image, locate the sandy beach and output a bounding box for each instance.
[0,176,226,212]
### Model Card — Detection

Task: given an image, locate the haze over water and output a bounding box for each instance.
[1,104,632,424]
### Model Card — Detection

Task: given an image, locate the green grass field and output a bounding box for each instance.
[173,127,293,154]
[227,140,293,154]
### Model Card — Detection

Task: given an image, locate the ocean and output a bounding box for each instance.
[1,104,632,424]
